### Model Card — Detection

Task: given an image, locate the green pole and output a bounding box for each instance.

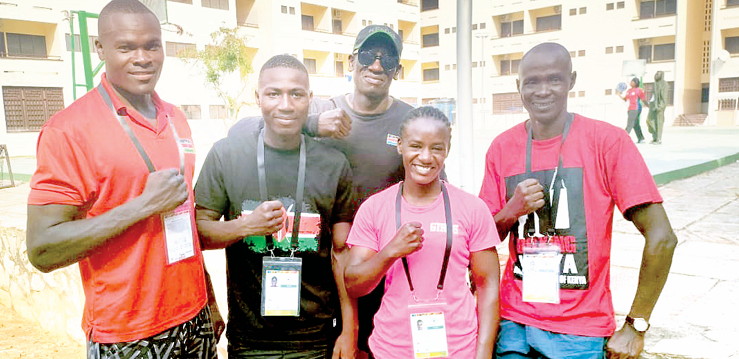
[69,12,77,99]
[76,11,99,92]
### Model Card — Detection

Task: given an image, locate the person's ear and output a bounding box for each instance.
[255,89,261,107]
[516,79,521,94]
[396,138,403,155]
[392,64,403,80]
[569,71,578,91]
[348,54,356,72]
[95,38,104,61]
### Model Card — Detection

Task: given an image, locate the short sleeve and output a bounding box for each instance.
[468,198,502,252]
[331,158,356,224]
[28,126,95,206]
[346,199,380,252]
[194,143,229,216]
[603,131,662,215]
[478,143,507,216]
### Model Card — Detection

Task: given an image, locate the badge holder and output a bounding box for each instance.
[162,200,195,264]
[256,128,307,317]
[521,237,561,304]
[261,248,302,317]
[396,183,453,359]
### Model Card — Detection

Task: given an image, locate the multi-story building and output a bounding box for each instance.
[421,0,739,128]
[0,0,422,157]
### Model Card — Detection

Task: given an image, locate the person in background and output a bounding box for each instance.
[647,71,668,145]
[618,77,647,143]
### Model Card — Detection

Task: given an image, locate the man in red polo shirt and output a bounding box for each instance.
[26,0,219,357]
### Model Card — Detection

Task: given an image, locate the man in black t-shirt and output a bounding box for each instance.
[195,55,357,359]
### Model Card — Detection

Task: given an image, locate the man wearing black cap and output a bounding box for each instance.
[305,25,414,358]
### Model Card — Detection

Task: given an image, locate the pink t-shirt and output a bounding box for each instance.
[625,87,645,111]
[347,182,500,359]
[478,115,662,337]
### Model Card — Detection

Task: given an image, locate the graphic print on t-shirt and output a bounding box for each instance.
[241,197,322,253]
[506,167,589,289]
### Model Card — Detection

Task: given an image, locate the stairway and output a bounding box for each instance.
[673,114,707,126]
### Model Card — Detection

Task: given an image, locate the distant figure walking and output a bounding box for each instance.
[647,71,668,144]
[618,77,647,143]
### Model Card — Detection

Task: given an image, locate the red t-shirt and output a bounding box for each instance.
[478,115,662,337]
[624,87,645,111]
[28,74,207,343]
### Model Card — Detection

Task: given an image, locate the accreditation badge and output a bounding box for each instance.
[408,296,449,358]
[161,200,195,264]
[261,256,302,316]
[522,242,561,304]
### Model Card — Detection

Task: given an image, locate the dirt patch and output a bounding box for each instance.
[0,303,84,358]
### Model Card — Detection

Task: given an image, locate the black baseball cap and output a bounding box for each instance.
[353,25,403,57]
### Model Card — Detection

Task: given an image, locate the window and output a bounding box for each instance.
[209,105,228,119]
[65,34,97,52]
[289,7,295,14]
[569,92,576,98]
[500,59,520,75]
[423,68,440,82]
[500,20,524,37]
[607,3,615,10]
[472,62,478,68]
[480,23,486,29]
[569,8,577,15]
[169,0,192,3]
[606,47,614,54]
[452,64,457,69]
[605,89,613,95]
[452,27,456,33]
[4,33,47,58]
[201,0,228,10]
[640,0,676,19]
[472,24,478,30]
[616,45,624,53]
[579,7,587,14]
[422,33,439,47]
[421,0,439,11]
[578,50,585,56]
[718,77,739,92]
[729,0,739,6]
[335,61,344,77]
[165,42,196,57]
[445,64,450,70]
[445,28,450,34]
[536,14,561,32]
[639,45,652,62]
[304,58,317,74]
[362,20,367,26]
[578,91,585,97]
[302,15,315,31]
[644,81,675,104]
[617,1,625,9]
[0,33,4,57]
[726,36,739,54]
[653,43,675,61]
[493,93,524,114]
[281,5,287,13]
[181,105,201,119]
[333,19,343,34]
[3,87,64,132]
[701,84,709,103]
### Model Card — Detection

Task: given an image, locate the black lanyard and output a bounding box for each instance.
[97,83,184,175]
[395,181,453,292]
[524,115,573,237]
[257,128,306,252]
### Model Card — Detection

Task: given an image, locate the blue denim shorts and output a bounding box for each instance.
[496,320,606,359]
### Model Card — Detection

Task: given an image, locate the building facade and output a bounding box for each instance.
[0,0,422,156]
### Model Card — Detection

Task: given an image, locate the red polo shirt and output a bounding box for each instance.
[28,74,207,343]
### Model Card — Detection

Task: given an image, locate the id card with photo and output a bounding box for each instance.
[522,243,561,304]
[162,201,195,264]
[261,257,302,316]
[410,311,449,358]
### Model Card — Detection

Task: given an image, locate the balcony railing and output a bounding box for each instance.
[397,0,419,6]
[237,22,259,28]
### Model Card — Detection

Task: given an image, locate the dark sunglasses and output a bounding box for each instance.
[356,50,400,72]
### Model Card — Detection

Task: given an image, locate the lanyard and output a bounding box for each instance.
[97,84,185,175]
[524,115,573,237]
[395,181,453,293]
[257,128,306,252]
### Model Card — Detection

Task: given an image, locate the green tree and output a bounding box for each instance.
[183,26,253,124]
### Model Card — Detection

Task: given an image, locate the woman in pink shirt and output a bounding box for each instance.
[618,77,647,143]
[344,106,501,359]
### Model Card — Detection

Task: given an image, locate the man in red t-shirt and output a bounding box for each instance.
[479,43,677,359]
[26,1,220,357]
[618,77,647,143]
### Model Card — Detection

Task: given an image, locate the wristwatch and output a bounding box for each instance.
[625,316,650,333]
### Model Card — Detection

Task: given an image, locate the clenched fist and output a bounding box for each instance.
[385,222,425,259]
[140,168,188,215]
[318,108,352,139]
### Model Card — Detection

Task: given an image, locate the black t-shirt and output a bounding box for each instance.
[195,124,356,350]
